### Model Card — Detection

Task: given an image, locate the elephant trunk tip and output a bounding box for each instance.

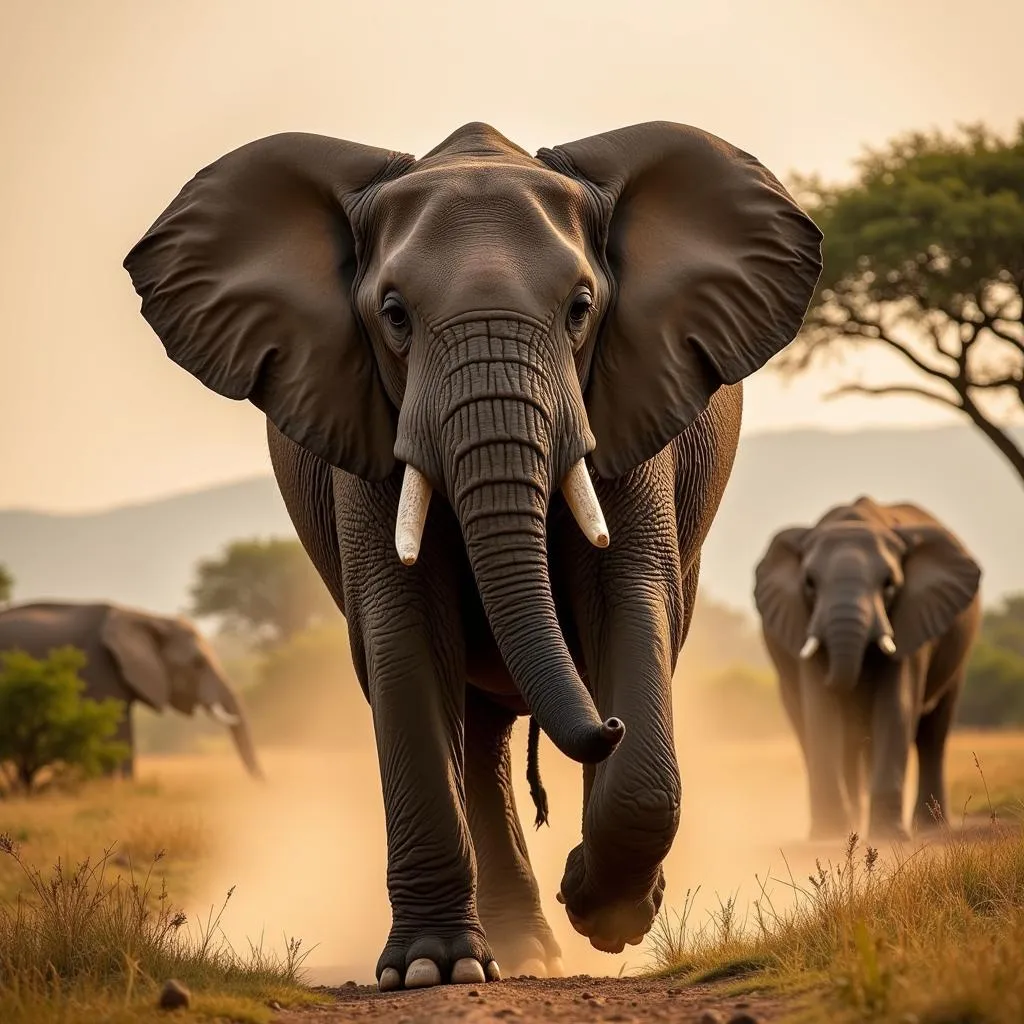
[568,716,625,764]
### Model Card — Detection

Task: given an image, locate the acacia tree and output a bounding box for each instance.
[189,538,338,649]
[779,123,1024,482]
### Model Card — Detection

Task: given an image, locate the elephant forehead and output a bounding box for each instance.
[367,163,595,317]
[808,525,901,571]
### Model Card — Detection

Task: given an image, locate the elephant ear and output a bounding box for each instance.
[539,122,823,479]
[124,133,414,480]
[891,525,981,656]
[101,607,171,710]
[753,527,811,657]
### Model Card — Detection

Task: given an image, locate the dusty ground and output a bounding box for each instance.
[278,976,794,1023]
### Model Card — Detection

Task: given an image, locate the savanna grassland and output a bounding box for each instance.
[0,728,1021,1023]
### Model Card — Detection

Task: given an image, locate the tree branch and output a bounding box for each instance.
[826,383,963,408]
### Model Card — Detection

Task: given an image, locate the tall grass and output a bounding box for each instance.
[0,833,314,1022]
[650,799,1024,1023]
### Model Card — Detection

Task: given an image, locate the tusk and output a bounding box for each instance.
[208,702,240,727]
[878,634,896,656]
[799,635,820,660]
[561,459,609,549]
[395,464,432,566]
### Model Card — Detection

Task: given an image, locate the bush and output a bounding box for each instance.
[0,648,129,793]
[960,641,1024,729]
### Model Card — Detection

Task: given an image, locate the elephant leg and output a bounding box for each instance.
[557,589,677,954]
[339,477,494,991]
[802,680,853,840]
[913,679,960,830]
[464,688,561,978]
[868,669,915,841]
[842,705,870,835]
[109,704,134,779]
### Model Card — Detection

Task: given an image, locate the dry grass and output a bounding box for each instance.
[0,833,317,1023]
[650,756,1024,1024]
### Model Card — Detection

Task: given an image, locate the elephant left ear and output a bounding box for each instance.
[891,525,982,656]
[538,122,823,479]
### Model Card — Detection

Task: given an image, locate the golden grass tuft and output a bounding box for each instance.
[650,769,1024,1023]
[0,833,318,1023]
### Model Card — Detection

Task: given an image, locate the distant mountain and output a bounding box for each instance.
[2,425,1022,619]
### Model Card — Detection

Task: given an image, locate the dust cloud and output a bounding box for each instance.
[171,651,851,987]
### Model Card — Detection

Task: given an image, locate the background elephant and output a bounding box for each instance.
[0,601,263,780]
[754,496,981,840]
[125,121,821,990]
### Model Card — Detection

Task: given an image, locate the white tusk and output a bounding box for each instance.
[878,634,896,656]
[799,635,820,660]
[208,702,240,727]
[561,459,609,549]
[395,464,433,566]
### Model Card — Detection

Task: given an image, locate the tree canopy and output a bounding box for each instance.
[189,538,338,649]
[780,122,1024,482]
[0,647,128,792]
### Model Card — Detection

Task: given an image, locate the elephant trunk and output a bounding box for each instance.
[200,666,265,781]
[405,318,622,765]
[823,600,872,692]
[228,714,264,781]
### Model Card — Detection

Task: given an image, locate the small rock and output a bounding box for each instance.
[581,991,595,1000]
[468,989,480,997]
[698,1012,726,1024]
[344,980,357,987]
[157,979,191,1010]
[727,1014,762,1024]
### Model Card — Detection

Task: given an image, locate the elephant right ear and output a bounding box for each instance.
[124,133,414,480]
[539,123,823,480]
[101,607,171,710]
[753,527,811,657]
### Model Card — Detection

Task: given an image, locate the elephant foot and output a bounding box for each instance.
[376,927,499,992]
[868,818,911,843]
[557,846,665,954]
[487,931,563,979]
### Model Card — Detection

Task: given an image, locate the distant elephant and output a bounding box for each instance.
[124,121,822,989]
[0,601,263,780]
[754,497,981,840]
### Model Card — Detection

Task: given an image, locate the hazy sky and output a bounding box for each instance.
[2,0,1021,512]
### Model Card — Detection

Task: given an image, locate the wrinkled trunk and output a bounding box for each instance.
[198,666,265,781]
[823,600,872,692]
[425,320,620,765]
[228,715,264,781]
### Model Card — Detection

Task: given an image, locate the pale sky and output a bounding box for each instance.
[2,0,1021,512]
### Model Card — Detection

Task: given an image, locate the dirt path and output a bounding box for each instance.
[276,976,796,1023]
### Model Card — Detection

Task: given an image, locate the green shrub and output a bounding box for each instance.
[0,648,129,793]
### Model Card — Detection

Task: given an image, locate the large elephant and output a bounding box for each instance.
[0,601,263,780]
[754,497,981,841]
[124,121,822,990]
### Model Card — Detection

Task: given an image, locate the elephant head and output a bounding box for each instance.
[754,500,981,691]
[125,122,822,765]
[101,605,263,778]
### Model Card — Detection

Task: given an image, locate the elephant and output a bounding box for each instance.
[123,120,822,990]
[0,601,263,780]
[754,496,982,841]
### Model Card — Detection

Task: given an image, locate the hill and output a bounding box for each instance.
[2,425,1022,618]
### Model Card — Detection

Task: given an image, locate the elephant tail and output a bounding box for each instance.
[527,717,550,829]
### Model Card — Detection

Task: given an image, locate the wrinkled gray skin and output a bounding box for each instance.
[124,121,822,989]
[754,497,982,841]
[0,602,263,781]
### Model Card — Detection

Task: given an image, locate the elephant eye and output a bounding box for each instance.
[379,295,410,337]
[567,292,593,331]
[882,575,897,602]
[803,575,816,600]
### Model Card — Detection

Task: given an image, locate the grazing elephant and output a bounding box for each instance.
[0,601,263,780]
[124,121,822,989]
[754,497,981,841]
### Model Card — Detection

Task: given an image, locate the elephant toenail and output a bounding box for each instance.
[485,960,502,982]
[451,958,486,984]
[555,891,565,904]
[405,958,442,988]
[378,967,401,992]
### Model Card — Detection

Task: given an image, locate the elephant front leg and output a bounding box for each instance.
[464,688,562,978]
[342,481,496,992]
[558,594,677,953]
[801,680,855,840]
[868,667,915,841]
